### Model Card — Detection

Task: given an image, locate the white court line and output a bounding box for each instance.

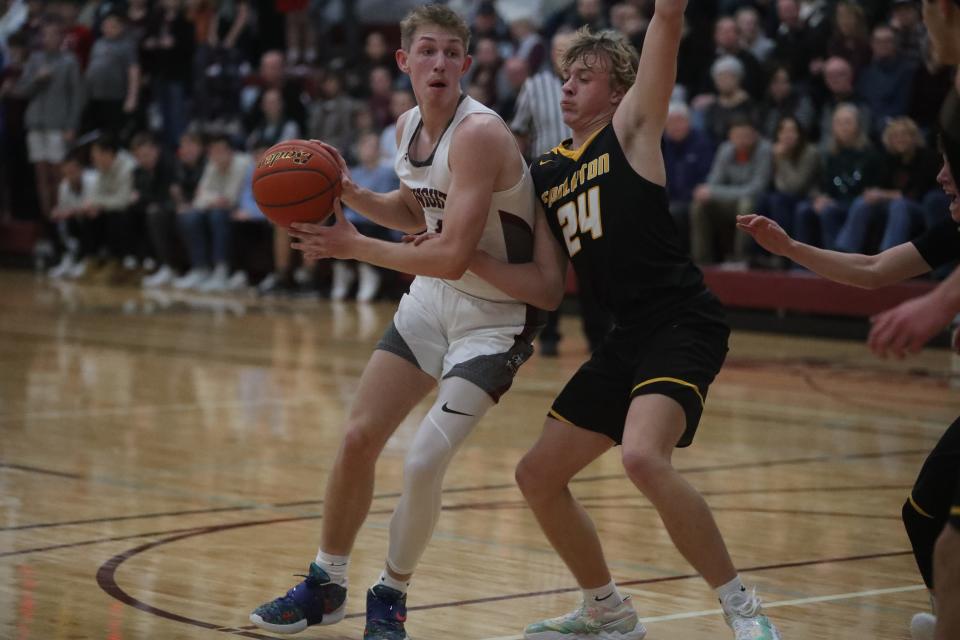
[479,584,926,640]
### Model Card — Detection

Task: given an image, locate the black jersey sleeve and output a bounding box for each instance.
[911,216,960,270]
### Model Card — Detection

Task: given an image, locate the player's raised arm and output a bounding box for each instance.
[612,0,686,183]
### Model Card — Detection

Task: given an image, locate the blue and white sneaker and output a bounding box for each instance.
[723,590,782,640]
[364,584,411,639]
[249,563,347,634]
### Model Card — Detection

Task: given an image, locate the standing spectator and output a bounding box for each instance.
[760,64,816,138]
[206,0,250,61]
[834,117,943,254]
[241,50,306,137]
[795,104,882,251]
[140,0,194,151]
[507,12,545,74]
[736,6,775,63]
[129,132,180,287]
[858,24,918,140]
[173,133,251,292]
[246,87,300,151]
[698,55,759,145]
[761,115,819,266]
[818,56,872,149]
[277,0,315,65]
[663,101,715,255]
[691,117,773,264]
[58,0,94,69]
[378,87,414,163]
[826,1,871,73]
[0,31,37,221]
[16,19,83,224]
[331,131,398,302]
[308,70,358,163]
[81,10,140,140]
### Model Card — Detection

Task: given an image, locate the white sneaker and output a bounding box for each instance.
[357,263,381,302]
[523,597,646,639]
[330,261,355,301]
[66,259,89,279]
[48,254,77,279]
[910,612,936,640]
[723,590,782,640]
[142,265,174,288]
[197,264,229,292]
[226,270,248,291]
[173,268,210,290]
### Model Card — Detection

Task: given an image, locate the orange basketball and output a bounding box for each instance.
[252,140,342,227]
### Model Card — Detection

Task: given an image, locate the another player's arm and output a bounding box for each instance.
[737,214,931,288]
[470,200,568,310]
[314,113,426,234]
[294,116,505,279]
[611,0,687,185]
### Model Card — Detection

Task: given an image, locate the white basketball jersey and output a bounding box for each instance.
[395,95,536,302]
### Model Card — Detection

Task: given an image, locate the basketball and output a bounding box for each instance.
[252,139,342,227]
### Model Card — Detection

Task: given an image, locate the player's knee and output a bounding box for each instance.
[402,448,445,489]
[515,454,561,502]
[621,450,670,492]
[340,424,383,465]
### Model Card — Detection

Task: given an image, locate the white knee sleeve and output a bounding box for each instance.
[386,377,495,575]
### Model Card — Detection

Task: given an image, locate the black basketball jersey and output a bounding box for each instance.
[533,122,720,329]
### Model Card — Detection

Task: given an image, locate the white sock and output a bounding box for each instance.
[315,550,349,586]
[582,580,624,609]
[375,570,409,595]
[717,575,749,610]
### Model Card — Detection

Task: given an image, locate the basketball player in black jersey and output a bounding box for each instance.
[466,2,783,638]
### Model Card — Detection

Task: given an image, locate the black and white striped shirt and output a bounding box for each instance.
[510,70,570,159]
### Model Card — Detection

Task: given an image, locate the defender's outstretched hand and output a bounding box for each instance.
[868,291,955,359]
[736,214,794,257]
[289,199,361,260]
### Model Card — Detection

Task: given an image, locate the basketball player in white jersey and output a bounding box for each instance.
[249,5,541,639]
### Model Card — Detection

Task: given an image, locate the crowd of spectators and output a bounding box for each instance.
[0,0,955,301]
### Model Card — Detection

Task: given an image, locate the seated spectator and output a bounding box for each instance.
[662,102,714,254]
[770,0,819,86]
[507,11,545,74]
[173,133,251,292]
[760,65,815,139]
[308,71,359,163]
[367,65,394,130]
[246,87,300,151]
[699,16,765,101]
[85,134,139,282]
[609,2,646,52]
[331,131,399,302]
[379,88,415,164]
[691,117,773,264]
[345,30,397,98]
[736,6,774,63]
[834,116,945,254]
[170,131,206,220]
[795,104,882,251]
[858,24,918,140]
[761,115,819,266]
[240,50,306,135]
[48,151,96,279]
[889,0,924,63]
[818,56,872,149]
[696,55,759,145]
[129,132,180,288]
[826,1,871,73]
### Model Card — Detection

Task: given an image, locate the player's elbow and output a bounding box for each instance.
[439,255,471,280]
[540,284,565,311]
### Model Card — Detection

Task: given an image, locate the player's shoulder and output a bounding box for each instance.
[452,111,515,159]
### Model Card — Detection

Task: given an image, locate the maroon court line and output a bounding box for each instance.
[0,462,82,479]
[4,449,928,532]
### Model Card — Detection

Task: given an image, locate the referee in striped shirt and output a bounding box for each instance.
[510,30,611,357]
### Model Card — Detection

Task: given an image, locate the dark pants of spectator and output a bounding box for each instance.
[691,197,753,264]
[81,99,127,139]
[153,79,191,152]
[144,206,186,270]
[178,208,232,270]
[0,130,39,220]
[69,209,141,261]
[834,196,887,254]
[794,200,848,252]
[232,219,274,279]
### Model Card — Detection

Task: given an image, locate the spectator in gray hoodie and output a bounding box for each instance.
[16,19,83,222]
[691,116,773,264]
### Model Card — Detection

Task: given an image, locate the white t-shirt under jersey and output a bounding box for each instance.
[395,95,536,303]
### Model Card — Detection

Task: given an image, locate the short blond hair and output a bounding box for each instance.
[400,4,470,52]
[561,27,639,93]
[882,117,924,152]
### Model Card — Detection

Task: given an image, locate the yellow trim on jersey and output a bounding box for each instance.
[548,409,575,425]
[551,126,606,162]
[909,495,935,519]
[631,377,705,407]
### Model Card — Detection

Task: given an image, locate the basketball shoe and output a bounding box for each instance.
[723,590,782,640]
[523,596,647,639]
[364,584,411,639]
[249,563,346,634]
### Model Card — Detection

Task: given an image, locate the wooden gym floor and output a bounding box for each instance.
[1,269,957,639]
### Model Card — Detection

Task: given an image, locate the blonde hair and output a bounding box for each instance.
[829,103,869,153]
[400,4,470,52]
[561,27,639,94]
[882,117,924,152]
